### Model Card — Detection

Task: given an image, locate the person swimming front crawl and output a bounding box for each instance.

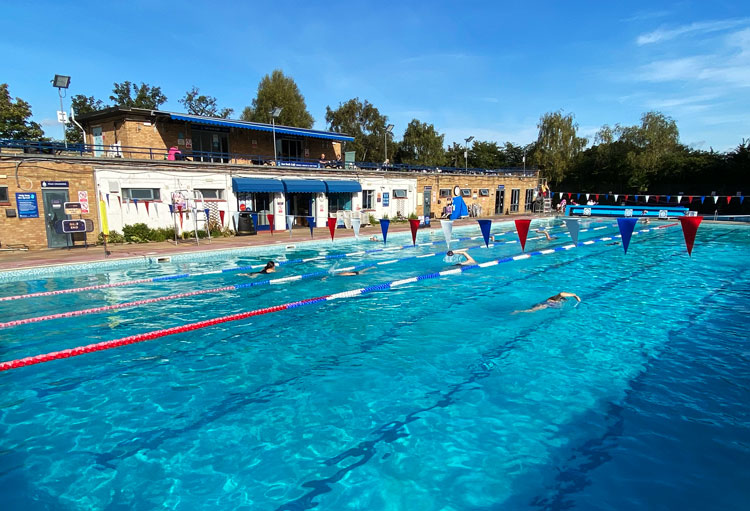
[515,292,581,313]
[238,260,276,277]
[445,249,477,266]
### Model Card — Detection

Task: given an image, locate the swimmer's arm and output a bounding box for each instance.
[454,249,476,265]
[559,292,581,302]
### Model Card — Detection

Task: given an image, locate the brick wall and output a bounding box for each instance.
[0,160,99,250]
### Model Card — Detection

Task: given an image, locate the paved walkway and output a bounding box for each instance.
[0,215,540,273]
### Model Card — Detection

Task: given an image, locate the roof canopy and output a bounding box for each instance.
[325,180,362,193]
[232,177,284,193]
[282,179,326,193]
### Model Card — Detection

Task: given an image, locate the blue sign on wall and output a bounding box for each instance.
[383,192,390,207]
[41,180,69,188]
[16,192,39,218]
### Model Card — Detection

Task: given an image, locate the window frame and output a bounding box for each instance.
[0,186,9,204]
[479,188,489,197]
[362,189,375,209]
[392,189,408,199]
[510,188,520,212]
[461,188,471,197]
[122,188,161,201]
[524,188,535,211]
[439,188,451,198]
[195,188,224,200]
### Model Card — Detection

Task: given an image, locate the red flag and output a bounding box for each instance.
[144,201,150,214]
[327,217,337,241]
[179,211,183,229]
[117,196,122,208]
[688,196,693,203]
[267,214,274,235]
[655,195,660,202]
[515,219,531,251]
[567,192,571,199]
[409,219,420,246]
[595,194,599,202]
[679,216,702,256]
[219,210,225,226]
[624,195,629,201]
[726,196,732,204]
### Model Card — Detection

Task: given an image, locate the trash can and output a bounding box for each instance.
[237,212,257,236]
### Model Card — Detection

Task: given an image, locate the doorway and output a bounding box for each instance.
[495,188,505,215]
[286,193,313,226]
[92,126,103,157]
[42,189,70,248]
[423,186,432,222]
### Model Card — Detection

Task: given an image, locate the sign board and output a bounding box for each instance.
[383,192,390,207]
[624,209,633,217]
[497,185,505,190]
[64,202,83,214]
[61,220,87,233]
[78,190,89,213]
[185,139,193,149]
[16,192,39,218]
[57,110,68,123]
[583,207,592,216]
[41,180,69,188]
[658,210,668,218]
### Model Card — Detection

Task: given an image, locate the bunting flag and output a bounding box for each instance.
[655,195,660,202]
[559,192,564,199]
[307,217,315,238]
[666,195,671,202]
[287,215,295,238]
[634,195,640,202]
[351,217,361,238]
[133,199,138,211]
[645,195,650,203]
[624,195,629,201]
[564,218,581,245]
[144,201,150,215]
[741,196,745,204]
[477,219,492,247]
[379,219,390,245]
[614,194,619,201]
[117,196,122,209]
[595,194,600,202]
[617,217,638,254]
[605,194,609,200]
[700,196,705,204]
[713,195,719,204]
[409,219,420,246]
[219,210,225,226]
[679,216,703,256]
[514,218,531,251]
[576,193,581,199]
[106,193,110,206]
[586,193,590,200]
[168,204,174,215]
[204,208,210,222]
[441,220,453,249]
[567,193,572,199]
[179,211,183,229]
[327,217,337,241]
[267,214,275,235]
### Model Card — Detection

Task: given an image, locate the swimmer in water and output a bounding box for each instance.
[335,266,375,277]
[535,229,558,241]
[238,260,276,277]
[445,249,477,266]
[515,292,581,313]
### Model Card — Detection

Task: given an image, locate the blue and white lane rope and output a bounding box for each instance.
[0,220,610,302]
[0,223,669,328]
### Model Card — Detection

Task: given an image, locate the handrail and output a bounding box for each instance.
[0,138,539,176]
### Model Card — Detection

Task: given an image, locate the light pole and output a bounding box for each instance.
[52,74,71,148]
[384,124,394,166]
[464,136,474,172]
[270,107,282,164]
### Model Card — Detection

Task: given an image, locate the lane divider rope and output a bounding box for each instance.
[0,223,676,372]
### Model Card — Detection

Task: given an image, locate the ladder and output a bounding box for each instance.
[543,198,552,214]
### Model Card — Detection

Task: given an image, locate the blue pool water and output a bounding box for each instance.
[1,220,748,510]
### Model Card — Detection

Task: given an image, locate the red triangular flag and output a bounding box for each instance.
[726,196,732,204]
[567,192,571,199]
[595,194,599,202]
[409,219,420,246]
[267,214,275,235]
[179,211,183,229]
[515,219,531,251]
[118,196,122,208]
[679,216,702,256]
[654,195,660,202]
[327,217,337,241]
[688,196,694,203]
[624,195,629,201]
[144,201,150,214]
[219,210,225,226]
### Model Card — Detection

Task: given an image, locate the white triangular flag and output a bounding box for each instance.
[559,192,563,199]
[677,195,683,203]
[287,215,294,238]
[614,194,619,201]
[441,220,454,250]
[352,217,361,238]
[713,196,719,204]
[586,193,590,200]
[645,195,650,203]
[564,218,581,245]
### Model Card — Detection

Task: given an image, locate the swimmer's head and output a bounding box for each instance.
[264,261,276,270]
[447,250,454,257]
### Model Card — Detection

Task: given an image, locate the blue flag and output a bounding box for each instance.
[666,195,671,202]
[741,196,745,204]
[605,194,609,200]
[477,219,492,247]
[617,217,638,254]
[380,219,390,245]
[307,216,314,237]
[701,196,706,204]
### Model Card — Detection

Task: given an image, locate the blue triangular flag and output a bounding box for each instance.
[605,194,609,200]
[133,199,138,210]
[634,195,639,202]
[666,195,671,202]
[307,216,314,237]
[380,219,390,245]
[168,204,174,214]
[617,217,638,254]
[576,193,580,199]
[701,196,706,204]
[741,196,745,204]
[477,219,492,247]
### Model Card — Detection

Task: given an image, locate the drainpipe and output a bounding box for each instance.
[70,109,86,153]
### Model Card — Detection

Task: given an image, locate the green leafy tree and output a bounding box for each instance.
[468,140,504,169]
[616,111,680,189]
[179,87,233,118]
[535,111,587,184]
[110,81,167,109]
[396,119,445,166]
[66,94,107,143]
[325,98,389,162]
[503,142,528,167]
[241,70,313,128]
[0,83,44,140]
[445,142,466,168]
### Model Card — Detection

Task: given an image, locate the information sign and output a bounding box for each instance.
[16,192,39,218]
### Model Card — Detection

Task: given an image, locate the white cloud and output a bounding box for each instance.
[636,18,750,45]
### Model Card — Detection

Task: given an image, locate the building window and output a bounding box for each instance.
[0,186,8,203]
[195,189,224,200]
[123,188,161,201]
[393,189,407,199]
[510,189,520,212]
[362,190,375,209]
[461,188,471,197]
[439,188,451,198]
[479,188,489,197]
[525,189,535,211]
[328,193,352,212]
[281,138,303,159]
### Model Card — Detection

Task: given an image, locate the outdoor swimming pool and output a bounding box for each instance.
[1,219,748,510]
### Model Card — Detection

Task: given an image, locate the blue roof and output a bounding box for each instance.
[325,180,362,193]
[169,113,354,142]
[282,179,326,193]
[232,177,284,193]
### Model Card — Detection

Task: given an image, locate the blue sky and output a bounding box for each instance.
[2,0,748,151]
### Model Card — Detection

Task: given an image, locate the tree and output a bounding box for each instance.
[325,98,389,162]
[468,140,504,169]
[66,94,107,143]
[503,142,527,167]
[0,83,44,140]
[535,111,587,184]
[616,111,680,189]
[241,70,313,128]
[395,120,445,166]
[110,81,167,109]
[179,87,233,118]
[445,142,466,168]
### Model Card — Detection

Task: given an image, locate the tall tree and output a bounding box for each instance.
[445,142,466,168]
[325,98,389,162]
[535,111,587,184]
[180,87,233,118]
[468,140,504,169]
[110,81,167,109]
[0,83,44,140]
[396,120,445,166]
[241,70,313,128]
[66,94,106,143]
[616,111,680,189]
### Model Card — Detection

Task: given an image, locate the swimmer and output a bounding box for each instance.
[334,266,375,277]
[369,236,379,242]
[515,292,581,313]
[606,241,621,246]
[535,229,558,241]
[445,249,477,266]
[238,260,276,277]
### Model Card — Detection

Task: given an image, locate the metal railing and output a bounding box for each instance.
[0,139,539,177]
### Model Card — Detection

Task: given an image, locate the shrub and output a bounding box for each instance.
[98,230,125,244]
[368,214,377,225]
[408,213,418,220]
[123,223,151,243]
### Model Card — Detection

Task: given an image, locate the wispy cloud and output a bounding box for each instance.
[636,18,750,45]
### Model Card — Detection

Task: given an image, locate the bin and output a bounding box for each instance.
[237,212,257,236]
